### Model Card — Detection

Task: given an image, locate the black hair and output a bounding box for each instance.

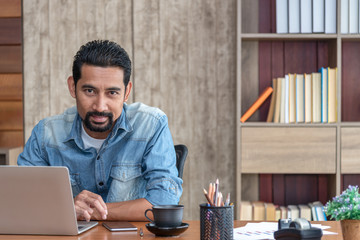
[72,40,131,88]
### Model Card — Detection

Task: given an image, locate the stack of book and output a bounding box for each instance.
[266,67,337,124]
[276,0,336,34]
[341,0,360,34]
[239,201,327,221]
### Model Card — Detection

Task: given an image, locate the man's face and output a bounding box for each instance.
[67,64,132,139]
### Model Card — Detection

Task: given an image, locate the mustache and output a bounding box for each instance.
[86,111,113,118]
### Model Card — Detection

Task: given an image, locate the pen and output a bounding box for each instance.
[139,227,144,238]
[225,193,230,206]
[213,178,219,206]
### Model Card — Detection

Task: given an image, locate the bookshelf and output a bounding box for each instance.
[236,0,360,219]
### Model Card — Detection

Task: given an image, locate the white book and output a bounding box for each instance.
[325,0,337,33]
[320,68,328,123]
[295,74,305,123]
[341,0,349,34]
[289,0,300,33]
[300,0,312,33]
[277,0,289,33]
[298,204,312,221]
[285,75,290,123]
[349,0,359,33]
[287,205,300,219]
[304,74,312,123]
[313,0,325,33]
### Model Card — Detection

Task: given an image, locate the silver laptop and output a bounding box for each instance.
[0,166,98,235]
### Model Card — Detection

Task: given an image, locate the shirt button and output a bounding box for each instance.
[99,182,104,186]
[97,156,100,160]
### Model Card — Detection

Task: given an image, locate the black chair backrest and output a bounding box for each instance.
[174,144,188,179]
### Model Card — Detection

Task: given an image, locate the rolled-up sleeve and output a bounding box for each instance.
[142,115,183,205]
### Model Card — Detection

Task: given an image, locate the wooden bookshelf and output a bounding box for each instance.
[236,0,360,219]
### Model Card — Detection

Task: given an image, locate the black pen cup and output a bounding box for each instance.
[199,203,234,240]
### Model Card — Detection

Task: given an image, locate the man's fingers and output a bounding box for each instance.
[74,190,108,220]
[75,202,93,222]
[91,198,108,220]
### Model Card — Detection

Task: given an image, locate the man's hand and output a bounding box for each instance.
[74,190,108,222]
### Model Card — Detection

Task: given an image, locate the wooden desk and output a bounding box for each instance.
[0,221,343,240]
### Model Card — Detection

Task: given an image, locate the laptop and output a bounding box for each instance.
[0,166,98,235]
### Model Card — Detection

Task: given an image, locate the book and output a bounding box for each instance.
[328,67,337,123]
[312,201,327,221]
[275,207,281,221]
[349,0,359,34]
[285,75,290,123]
[240,87,273,123]
[308,202,317,220]
[288,74,296,123]
[265,202,276,221]
[239,201,253,221]
[304,73,312,123]
[313,0,325,33]
[274,78,283,123]
[276,0,289,33]
[267,78,277,122]
[300,0,312,33]
[341,0,349,34]
[320,67,328,123]
[325,0,337,33]
[287,205,300,219]
[311,72,321,123]
[295,74,305,123]
[252,201,265,221]
[280,77,286,123]
[280,206,287,219]
[298,204,312,221]
[289,0,300,33]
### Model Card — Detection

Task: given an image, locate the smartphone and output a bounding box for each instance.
[102,222,138,231]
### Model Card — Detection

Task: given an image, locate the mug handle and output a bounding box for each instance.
[145,209,155,223]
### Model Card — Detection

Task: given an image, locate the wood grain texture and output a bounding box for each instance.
[0,0,21,17]
[0,74,22,100]
[241,0,258,33]
[241,127,336,173]
[23,0,51,140]
[0,18,21,44]
[0,45,22,73]
[241,41,259,121]
[0,131,23,148]
[0,101,23,130]
[285,175,320,205]
[342,42,360,121]
[341,127,360,173]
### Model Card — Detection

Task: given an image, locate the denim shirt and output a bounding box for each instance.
[17,102,183,205]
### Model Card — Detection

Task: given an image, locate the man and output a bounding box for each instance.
[18,40,183,221]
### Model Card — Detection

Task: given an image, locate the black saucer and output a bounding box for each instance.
[145,222,189,236]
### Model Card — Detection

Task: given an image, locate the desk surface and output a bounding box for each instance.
[0,221,343,240]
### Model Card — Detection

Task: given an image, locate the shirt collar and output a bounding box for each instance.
[64,104,133,146]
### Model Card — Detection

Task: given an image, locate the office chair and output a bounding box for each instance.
[174,144,188,179]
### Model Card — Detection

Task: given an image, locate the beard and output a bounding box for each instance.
[83,111,114,132]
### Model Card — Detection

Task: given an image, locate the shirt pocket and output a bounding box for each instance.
[69,173,82,197]
[107,164,144,202]
[110,164,142,182]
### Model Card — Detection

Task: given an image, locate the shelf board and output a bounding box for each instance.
[240,33,338,41]
[239,122,338,127]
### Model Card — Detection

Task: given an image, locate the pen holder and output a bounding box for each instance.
[199,203,234,240]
